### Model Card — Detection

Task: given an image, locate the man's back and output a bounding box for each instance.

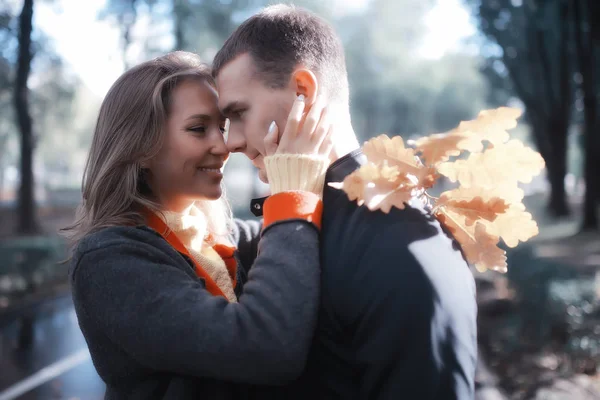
[298,151,478,399]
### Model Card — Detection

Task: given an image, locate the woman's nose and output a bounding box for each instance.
[211,130,230,156]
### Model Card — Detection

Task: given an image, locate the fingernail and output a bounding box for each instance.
[268,121,276,134]
[297,94,305,102]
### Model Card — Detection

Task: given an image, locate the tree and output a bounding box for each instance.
[102,0,487,151]
[573,0,599,230]
[343,0,486,140]
[99,0,139,70]
[14,0,37,234]
[466,0,573,217]
[0,0,76,232]
[0,5,12,199]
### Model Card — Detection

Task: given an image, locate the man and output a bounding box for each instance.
[213,4,478,399]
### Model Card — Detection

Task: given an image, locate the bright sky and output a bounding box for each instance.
[35,0,475,98]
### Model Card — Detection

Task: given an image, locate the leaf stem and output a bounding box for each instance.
[424,191,439,200]
[438,207,477,243]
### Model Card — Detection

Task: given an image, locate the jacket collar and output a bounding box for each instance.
[250,149,365,217]
[325,148,366,184]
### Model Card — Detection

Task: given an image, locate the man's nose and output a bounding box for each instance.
[226,126,246,153]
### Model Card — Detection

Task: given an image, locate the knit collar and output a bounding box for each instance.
[145,207,238,300]
[161,203,208,252]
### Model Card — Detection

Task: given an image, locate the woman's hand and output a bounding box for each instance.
[264,95,333,158]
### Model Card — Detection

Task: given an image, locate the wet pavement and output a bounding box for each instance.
[0,296,105,399]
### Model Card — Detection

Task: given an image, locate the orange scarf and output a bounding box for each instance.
[144,210,238,299]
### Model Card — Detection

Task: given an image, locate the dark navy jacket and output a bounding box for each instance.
[254,150,478,400]
[70,217,321,400]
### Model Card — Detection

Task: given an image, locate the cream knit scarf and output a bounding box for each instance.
[162,204,237,303]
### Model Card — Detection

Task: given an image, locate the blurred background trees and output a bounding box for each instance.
[0,0,598,233]
[1,0,76,234]
[467,0,600,230]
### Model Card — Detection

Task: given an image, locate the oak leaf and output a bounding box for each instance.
[436,209,507,272]
[363,134,424,178]
[329,170,366,202]
[409,132,464,166]
[437,139,545,188]
[481,204,539,248]
[456,107,522,151]
[359,162,416,213]
[438,187,538,248]
[437,188,509,226]
[409,107,521,165]
[329,161,416,213]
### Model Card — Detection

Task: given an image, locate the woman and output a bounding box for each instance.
[64,51,332,399]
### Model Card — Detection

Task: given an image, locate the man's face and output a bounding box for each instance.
[216,53,296,182]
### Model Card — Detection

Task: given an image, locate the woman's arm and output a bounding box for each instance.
[231,218,262,275]
[72,192,322,386]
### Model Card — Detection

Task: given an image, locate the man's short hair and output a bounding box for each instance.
[212,4,349,104]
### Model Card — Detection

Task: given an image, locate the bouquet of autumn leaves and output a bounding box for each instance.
[329,107,545,273]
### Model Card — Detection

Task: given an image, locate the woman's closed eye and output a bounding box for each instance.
[187,125,207,134]
[187,124,227,135]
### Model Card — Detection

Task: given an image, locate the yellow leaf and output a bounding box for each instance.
[363,185,414,213]
[409,107,522,165]
[436,209,507,273]
[329,161,417,213]
[409,132,465,166]
[360,162,415,213]
[363,134,423,177]
[438,188,509,226]
[437,187,538,248]
[481,205,539,248]
[493,184,526,205]
[456,107,522,151]
[328,171,365,203]
[418,166,439,189]
[437,139,546,188]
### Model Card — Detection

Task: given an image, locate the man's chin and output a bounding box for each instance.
[258,169,269,183]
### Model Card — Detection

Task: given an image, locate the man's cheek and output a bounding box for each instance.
[252,128,268,155]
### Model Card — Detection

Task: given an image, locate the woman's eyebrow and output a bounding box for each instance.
[185,114,211,121]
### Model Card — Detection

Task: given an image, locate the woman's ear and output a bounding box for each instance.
[291,68,319,105]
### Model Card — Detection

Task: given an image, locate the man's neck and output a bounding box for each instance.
[329,110,360,164]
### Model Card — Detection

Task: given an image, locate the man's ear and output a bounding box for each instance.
[291,68,319,105]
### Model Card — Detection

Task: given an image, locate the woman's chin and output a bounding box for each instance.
[197,187,223,201]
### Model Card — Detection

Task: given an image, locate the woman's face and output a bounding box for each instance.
[146,79,229,212]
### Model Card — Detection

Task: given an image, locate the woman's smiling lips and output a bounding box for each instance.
[197,164,224,176]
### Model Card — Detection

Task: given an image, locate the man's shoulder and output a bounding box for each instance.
[325,194,441,241]
[323,196,471,281]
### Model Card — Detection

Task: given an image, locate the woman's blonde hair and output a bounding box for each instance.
[62,51,232,246]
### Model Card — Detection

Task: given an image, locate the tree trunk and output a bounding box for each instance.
[173,0,187,50]
[14,0,38,235]
[530,116,570,217]
[546,128,570,218]
[581,101,599,230]
[575,0,599,230]
[118,0,137,70]
[547,0,572,219]
[0,135,6,201]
